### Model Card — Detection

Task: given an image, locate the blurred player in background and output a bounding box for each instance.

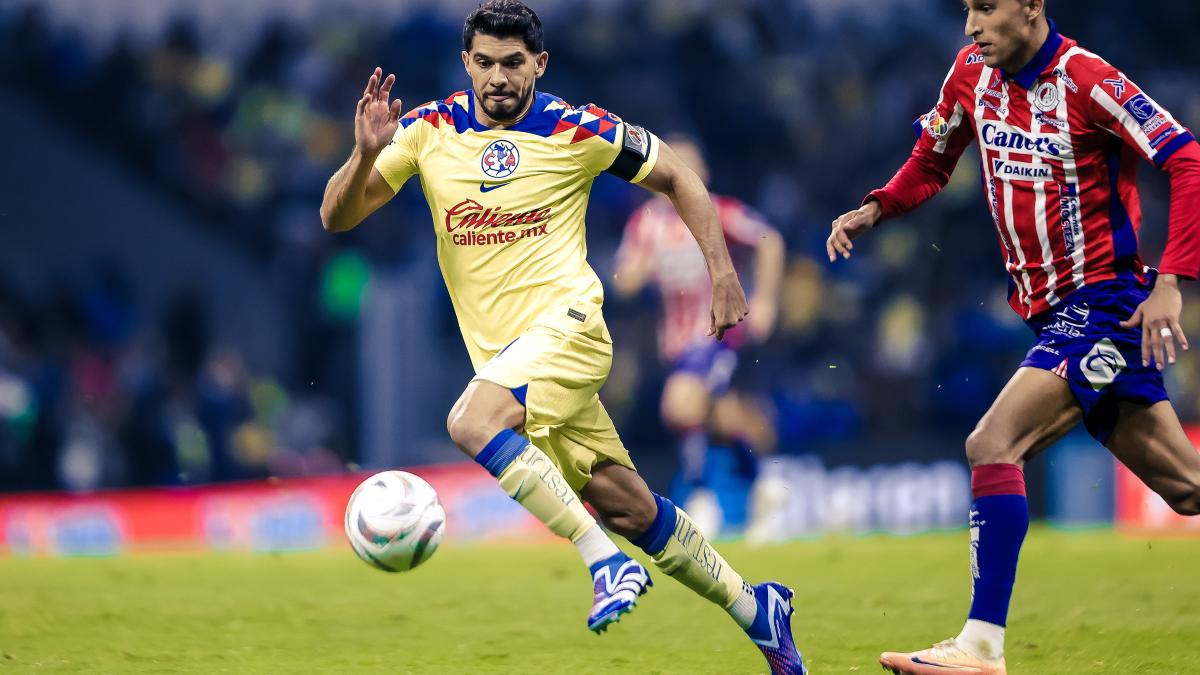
[613,135,784,537]
[320,2,805,672]
[829,1,1200,673]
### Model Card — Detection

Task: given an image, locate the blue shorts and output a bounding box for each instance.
[1020,278,1168,444]
[671,341,739,397]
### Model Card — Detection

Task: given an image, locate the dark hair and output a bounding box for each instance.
[463,1,544,54]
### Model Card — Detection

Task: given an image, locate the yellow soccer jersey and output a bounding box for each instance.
[374,90,660,369]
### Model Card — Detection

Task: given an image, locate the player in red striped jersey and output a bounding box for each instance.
[613,136,785,536]
[828,1,1200,673]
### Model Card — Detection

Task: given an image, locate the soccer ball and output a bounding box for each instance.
[344,471,446,572]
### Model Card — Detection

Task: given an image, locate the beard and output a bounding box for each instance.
[480,86,534,123]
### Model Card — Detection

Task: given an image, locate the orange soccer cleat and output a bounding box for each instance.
[879,639,1007,674]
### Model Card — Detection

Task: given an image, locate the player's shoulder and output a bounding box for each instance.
[399,91,473,134]
[510,91,625,144]
[1055,40,1122,90]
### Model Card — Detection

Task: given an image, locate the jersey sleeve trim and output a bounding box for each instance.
[377,165,404,193]
[629,133,660,184]
[1152,133,1197,169]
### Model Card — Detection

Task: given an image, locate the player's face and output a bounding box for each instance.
[963,0,1042,70]
[462,34,547,124]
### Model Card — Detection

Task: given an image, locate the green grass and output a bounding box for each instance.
[1,527,1197,673]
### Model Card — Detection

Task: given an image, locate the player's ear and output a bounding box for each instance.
[1025,0,1044,22]
[461,50,471,73]
[534,51,548,78]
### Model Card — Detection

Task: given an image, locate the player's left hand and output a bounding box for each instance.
[709,272,749,340]
[1120,274,1188,370]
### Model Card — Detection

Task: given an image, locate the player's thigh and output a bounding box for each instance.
[1106,400,1200,515]
[475,314,610,431]
[446,379,526,455]
[661,371,711,429]
[967,366,1082,467]
[541,395,636,493]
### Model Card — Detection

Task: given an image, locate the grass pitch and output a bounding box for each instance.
[1,527,1197,674]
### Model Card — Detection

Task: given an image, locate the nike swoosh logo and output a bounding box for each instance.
[909,656,974,670]
[479,181,512,192]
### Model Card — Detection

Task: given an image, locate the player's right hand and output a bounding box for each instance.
[827,201,881,262]
[355,67,403,156]
[709,272,750,340]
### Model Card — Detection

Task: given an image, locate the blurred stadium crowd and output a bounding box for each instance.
[1,0,1199,492]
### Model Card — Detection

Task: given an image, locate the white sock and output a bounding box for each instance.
[575,524,621,568]
[956,618,1006,660]
[727,581,758,630]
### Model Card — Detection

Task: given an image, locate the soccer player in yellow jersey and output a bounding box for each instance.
[319,1,805,672]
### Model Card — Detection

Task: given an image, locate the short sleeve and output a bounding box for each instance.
[373,111,426,192]
[567,104,660,183]
[1082,61,1197,168]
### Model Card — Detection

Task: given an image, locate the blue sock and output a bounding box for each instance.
[968,464,1029,627]
[630,493,677,556]
[473,429,527,478]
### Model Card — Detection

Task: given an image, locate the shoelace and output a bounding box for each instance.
[926,639,964,660]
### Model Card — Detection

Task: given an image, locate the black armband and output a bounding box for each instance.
[605,124,653,182]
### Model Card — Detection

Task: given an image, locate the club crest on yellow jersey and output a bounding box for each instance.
[482,140,520,179]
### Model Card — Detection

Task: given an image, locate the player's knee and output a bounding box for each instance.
[964,427,1019,468]
[445,404,483,454]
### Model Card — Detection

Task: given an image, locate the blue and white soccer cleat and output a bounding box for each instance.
[587,552,652,633]
[745,582,807,675]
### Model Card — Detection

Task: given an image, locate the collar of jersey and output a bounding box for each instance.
[1001,18,1063,90]
[465,89,567,137]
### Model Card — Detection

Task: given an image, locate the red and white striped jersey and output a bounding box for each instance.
[616,195,770,360]
[867,21,1200,319]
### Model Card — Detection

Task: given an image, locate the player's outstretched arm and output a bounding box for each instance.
[320,67,403,233]
[637,142,748,338]
[827,200,881,262]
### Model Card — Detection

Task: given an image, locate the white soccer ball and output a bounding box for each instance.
[344,471,446,572]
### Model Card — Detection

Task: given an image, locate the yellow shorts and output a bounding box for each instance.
[474,300,634,492]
